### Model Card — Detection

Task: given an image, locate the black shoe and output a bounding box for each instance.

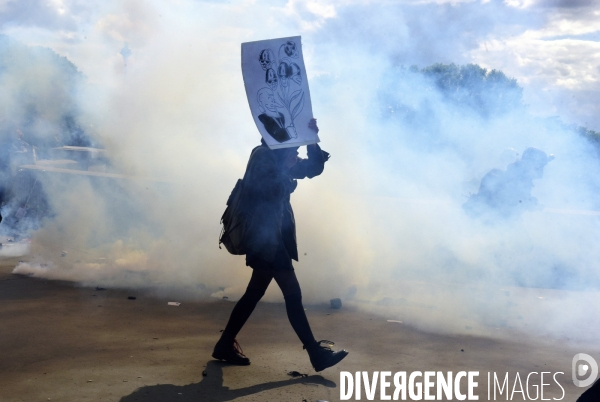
[212,338,250,365]
[304,340,348,372]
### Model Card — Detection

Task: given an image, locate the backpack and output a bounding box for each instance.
[219,178,248,255]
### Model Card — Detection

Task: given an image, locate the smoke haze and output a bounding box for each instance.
[2,0,600,344]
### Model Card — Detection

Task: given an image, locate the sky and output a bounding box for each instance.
[2,0,600,343]
[1,0,599,129]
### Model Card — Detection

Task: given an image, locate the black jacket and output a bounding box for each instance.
[242,142,329,263]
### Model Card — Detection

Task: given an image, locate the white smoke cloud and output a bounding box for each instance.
[3,0,600,344]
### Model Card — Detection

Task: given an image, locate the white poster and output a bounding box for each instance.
[241,36,319,149]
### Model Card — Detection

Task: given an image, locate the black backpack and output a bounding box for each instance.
[219,178,248,255]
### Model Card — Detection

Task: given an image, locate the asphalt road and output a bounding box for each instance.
[0,256,594,401]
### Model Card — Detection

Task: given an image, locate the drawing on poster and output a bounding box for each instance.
[243,36,317,149]
[255,40,305,144]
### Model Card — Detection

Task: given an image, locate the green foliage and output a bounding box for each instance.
[577,126,600,151]
[420,63,523,117]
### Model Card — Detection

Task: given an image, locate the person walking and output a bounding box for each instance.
[212,118,348,372]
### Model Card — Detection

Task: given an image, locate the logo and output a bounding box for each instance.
[572,353,598,387]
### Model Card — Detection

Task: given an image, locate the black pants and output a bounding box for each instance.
[217,269,316,347]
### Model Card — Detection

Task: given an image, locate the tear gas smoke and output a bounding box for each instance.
[3,1,600,344]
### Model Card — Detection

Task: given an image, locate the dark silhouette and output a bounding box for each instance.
[213,119,348,372]
[463,147,554,221]
[119,360,335,402]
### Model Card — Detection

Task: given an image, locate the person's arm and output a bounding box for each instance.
[289,144,330,179]
[289,118,330,179]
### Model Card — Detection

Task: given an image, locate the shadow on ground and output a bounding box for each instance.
[119,360,336,402]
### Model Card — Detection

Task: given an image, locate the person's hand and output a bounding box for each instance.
[308,118,319,133]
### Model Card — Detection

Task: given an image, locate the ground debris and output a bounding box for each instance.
[127,296,136,300]
[287,370,308,378]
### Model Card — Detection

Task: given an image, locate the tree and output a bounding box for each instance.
[420,63,523,117]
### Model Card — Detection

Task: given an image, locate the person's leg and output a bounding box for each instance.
[274,269,349,372]
[213,269,272,364]
[273,270,316,347]
[218,269,273,344]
